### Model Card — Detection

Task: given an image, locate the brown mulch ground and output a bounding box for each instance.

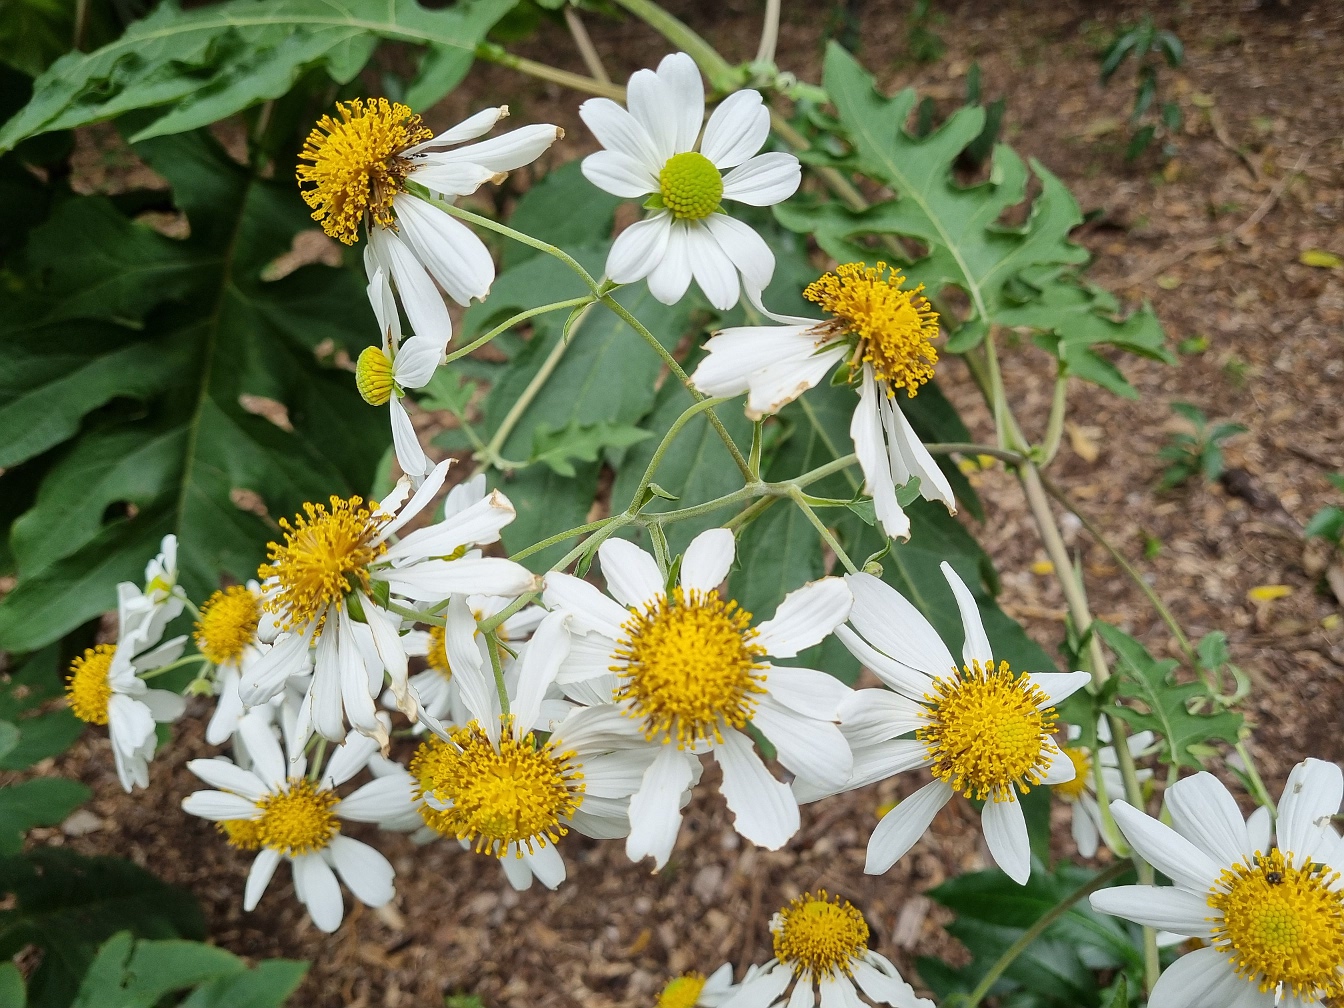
[15,0,1344,1005]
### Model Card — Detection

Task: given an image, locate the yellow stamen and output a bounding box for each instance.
[918,660,1056,801]
[803,262,940,396]
[425,625,451,680]
[296,98,433,245]
[218,817,265,851]
[194,585,261,666]
[658,151,723,221]
[259,496,386,630]
[1209,849,1344,1001]
[771,890,870,981]
[66,644,116,725]
[355,345,395,406]
[409,716,584,856]
[657,973,707,1008]
[255,778,340,856]
[613,587,767,746]
[1053,745,1091,803]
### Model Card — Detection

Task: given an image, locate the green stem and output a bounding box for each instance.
[307,738,327,782]
[443,296,593,365]
[474,42,625,101]
[1039,368,1069,465]
[964,860,1130,1008]
[382,599,434,624]
[510,517,619,564]
[788,486,859,573]
[629,397,732,507]
[137,653,209,680]
[610,0,740,92]
[748,419,764,478]
[485,629,510,716]
[599,293,752,480]
[754,0,782,66]
[923,442,1026,466]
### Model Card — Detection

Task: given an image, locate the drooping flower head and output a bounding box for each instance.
[1053,719,1157,858]
[657,965,736,1008]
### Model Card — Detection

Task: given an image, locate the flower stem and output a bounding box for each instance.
[443,296,593,365]
[609,0,740,93]
[137,653,209,680]
[754,0,781,66]
[485,628,510,716]
[787,486,859,574]
[473,42,625,100]
[563,6,611,84]
[628,396,733,507]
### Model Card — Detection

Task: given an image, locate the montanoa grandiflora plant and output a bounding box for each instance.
[0,2,1331,1006]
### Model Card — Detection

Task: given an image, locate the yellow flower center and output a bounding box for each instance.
[613,587,768,746]
[259,496,386,631]
[296,97,433,245]
[918,660,1056,801]
[657,973,707,1008]
[217,817,265,851]
[355,345,396,406]
[658,151,723,221]
[66,645,116,725]
[254,778,340,856]
[426,625,451,681]
[194,585,261,666]
[1053,745,1091,803]
[803,262,940,396]
[1209,849,1344,1001]
[772,890,870,980]
[409,717,584,856]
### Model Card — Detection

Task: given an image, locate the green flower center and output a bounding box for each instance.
[355,345,395,405]
[658,151,723,221]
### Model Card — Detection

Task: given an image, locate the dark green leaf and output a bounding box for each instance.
[1303,506,1344,543]
[529,419,653,478]
[0,777,90,854]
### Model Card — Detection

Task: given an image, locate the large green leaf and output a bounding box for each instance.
[0,778,90,854]
[0,128,386,652]
[0,848,205,1008]
[0,0,519,152]
[776,43,1167,389]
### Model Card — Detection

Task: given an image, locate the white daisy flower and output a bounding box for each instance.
[1053,718,1157,859]
[580,52,800,310]
[403,611,662,891]
[1090,759,1344,1008]
[191,580,289,746]
[808,564,1089,884]
[543,527,854,861]
[182,713,407,933]
[240,461,537,745]
[656,965,737,1008]
[298,99,562,349]
[692,262,954,541]
[64,581,188,792]
[723,890,933,1008]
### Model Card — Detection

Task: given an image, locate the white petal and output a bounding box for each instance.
[702,213,775,298]
[293,853,344,933]
[851,372,908,541]
[521,842,566,890]
[940,561,993,667]
[339,773,418,823]
[499,850,534,890]
[626,63,680,164]
[834,689,926,746]
[721,152,801,206]
[1166,772,1254,867]
[687,221,741,311]
[512,612,569,737]
[1246,805,1272,854]
[1027,671,1091,707]
[239,711,287,788]
[239,630,309,706]
[1147,946,1245,1008]
[819,974,863,1008]
[1038,745,1076,785]
[982,795,1032,884]
[181,790,258,821]
[723,964,792,1008]
[714,727,799,849]
[392,334,441,389]
[444,596,497,729]
[363,601,414,718]
[375,459,450,539]
[390,398,433,484]
[1072,800,1100,858]
[543,573,630,639]
[433,123,560,173]
[369,226,452,348]
[883,396,956,510]
[581,149,658,198]
[751,697,852,790]
[646,222,694,306]
[833,625,935,703]
[385,489,517,561]
[744,349,846,420]
[701,89,770,168]
[243,848,281,911]
[140,688,186,723]
[406,106,507,153]
[328,835,395,907]
[690,323,814,398]
[843,572,956,682]
[336,611,381,739]
[796,738,930,804]
[763,664,852,719]
[597,537,664,608]
[186,759,266,801]
[679,527,735,593]
[407,160,496,198]
[755,578,852,658]
[1277,757,1343,868]
[379,557,536,601]
[606,213,672,284]
[392,196,495,307]
[324,728,380,788]
[578,97,662,171]
[786,977,815,1008]
[657,51,705,154]
[853,959,927,1008]
[1090,885,1215,936]
[866,779,953,874]
[1110,801,1222,893]
[626,745,695,870]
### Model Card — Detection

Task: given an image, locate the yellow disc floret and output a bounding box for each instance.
[255,778,340,856]
[919,660,1056,802]
[1209,849,1344,1001]
[297,98,433,245]
[804,262,940,396]
[194,585,261,666]
[613,587,768,746]
[355,345,396,406]
[425,624,451,680]
[410,716,584,856]
[771,890,870,980]
[66,644,116,725]
[658,151,723,221]
[259,496,386,630]
[1053,745,1091,803]
[217,817,265,851]
[657,973,707,1008]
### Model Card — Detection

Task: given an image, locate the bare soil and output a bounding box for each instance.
[18,0,1344,1005]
